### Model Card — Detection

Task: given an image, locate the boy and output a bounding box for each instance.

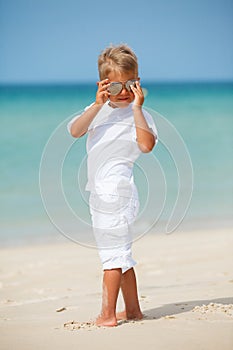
[67,44,157,327]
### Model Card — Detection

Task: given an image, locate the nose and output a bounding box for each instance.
[120,84,128,94]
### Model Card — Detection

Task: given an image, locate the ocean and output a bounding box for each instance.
[0,82,232,246]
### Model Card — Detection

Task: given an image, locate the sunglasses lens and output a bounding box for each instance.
[108,83,122,95]
[126,80,137,91]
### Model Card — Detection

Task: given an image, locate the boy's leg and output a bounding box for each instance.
[117,267,143,320]
[96,268,122,327]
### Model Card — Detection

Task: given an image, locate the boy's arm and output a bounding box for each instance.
[70,103,102,138]
[70,79,110,138]
[133,106,156,153]
[131,82,157,153]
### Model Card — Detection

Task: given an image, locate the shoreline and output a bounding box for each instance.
[1,215,232,249]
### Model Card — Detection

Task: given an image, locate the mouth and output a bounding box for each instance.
[117,97,130,101]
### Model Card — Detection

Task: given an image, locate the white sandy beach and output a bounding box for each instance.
[0,228,233,350]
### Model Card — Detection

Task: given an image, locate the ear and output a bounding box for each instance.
[137,77,140,81]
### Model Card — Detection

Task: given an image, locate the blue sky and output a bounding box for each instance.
[0,0,233,83]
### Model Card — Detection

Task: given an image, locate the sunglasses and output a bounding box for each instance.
[108,79,137,96]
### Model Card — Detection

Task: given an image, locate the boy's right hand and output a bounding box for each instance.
[95,79,110,105]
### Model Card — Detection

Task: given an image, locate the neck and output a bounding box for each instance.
[108,100,118,109]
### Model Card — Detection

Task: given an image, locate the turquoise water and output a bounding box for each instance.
[0,82,232,245]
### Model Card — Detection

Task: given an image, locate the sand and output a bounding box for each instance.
[0,228,233,350]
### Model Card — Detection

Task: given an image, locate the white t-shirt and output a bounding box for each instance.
[67,102,158,197]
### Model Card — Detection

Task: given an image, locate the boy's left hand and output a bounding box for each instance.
[130,81,144,107]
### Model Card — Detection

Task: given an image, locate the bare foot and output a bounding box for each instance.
[95,314,117,327]
[116,310,144,321]
[116,311,127,321]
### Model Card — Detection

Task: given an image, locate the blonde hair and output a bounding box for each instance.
[98,44,138,80]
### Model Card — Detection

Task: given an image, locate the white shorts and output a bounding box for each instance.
[89,191,139,273]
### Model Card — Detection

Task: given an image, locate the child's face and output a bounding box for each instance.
[107,71,138,108]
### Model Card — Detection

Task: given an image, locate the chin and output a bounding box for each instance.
[112,99,132,108]
[118,102,130,108]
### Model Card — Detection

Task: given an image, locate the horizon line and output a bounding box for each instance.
[0,78,233,87]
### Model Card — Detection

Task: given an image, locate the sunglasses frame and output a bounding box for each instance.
[108,79,138,96]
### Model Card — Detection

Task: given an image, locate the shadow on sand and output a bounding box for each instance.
[142,296,233,320]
